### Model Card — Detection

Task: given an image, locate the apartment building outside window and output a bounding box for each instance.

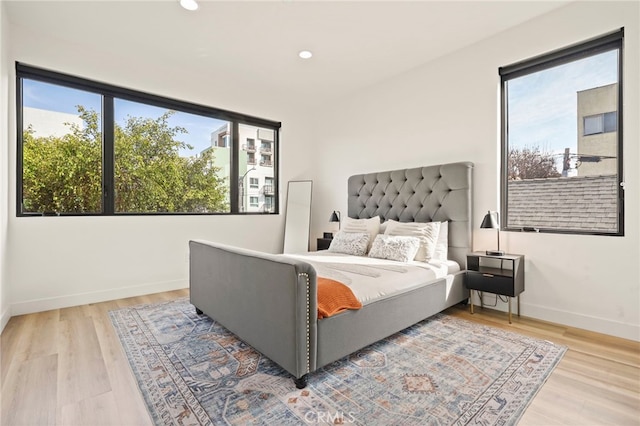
[212,124,277,213]
[500,29,623,236]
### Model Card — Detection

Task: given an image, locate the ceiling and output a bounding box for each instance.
[4,0,571,107]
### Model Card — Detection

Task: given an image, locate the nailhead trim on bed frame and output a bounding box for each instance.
[299,272,310,374]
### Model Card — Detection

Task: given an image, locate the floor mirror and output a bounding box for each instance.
[283,180,313,254]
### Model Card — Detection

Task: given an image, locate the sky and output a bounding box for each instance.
[507,49,618,163]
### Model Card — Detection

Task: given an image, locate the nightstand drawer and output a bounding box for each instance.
[466,272,516,296]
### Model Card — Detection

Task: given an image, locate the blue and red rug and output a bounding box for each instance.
[110,298,565,425]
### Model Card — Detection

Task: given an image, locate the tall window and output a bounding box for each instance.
[16,63,280,216]
[500,29,623,235]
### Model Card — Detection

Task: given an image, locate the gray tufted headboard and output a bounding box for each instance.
[347,162,473,267]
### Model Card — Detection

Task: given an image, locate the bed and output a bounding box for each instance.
[189,161,473,388]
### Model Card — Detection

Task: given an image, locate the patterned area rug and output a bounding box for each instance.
[110,298,566,425]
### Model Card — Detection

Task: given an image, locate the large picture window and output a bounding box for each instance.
[500,29,624,236]
[17,63,280,216]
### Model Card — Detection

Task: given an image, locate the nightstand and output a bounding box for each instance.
[466,252,525,323]
[316,238,332,251]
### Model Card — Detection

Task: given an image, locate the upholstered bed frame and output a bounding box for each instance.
[190,161,473,388]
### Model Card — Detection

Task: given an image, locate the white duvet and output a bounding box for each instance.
[285,252,460,306]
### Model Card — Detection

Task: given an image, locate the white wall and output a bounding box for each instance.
[309,1,639,341]
[0,2,10,331]
[3,23,315,318]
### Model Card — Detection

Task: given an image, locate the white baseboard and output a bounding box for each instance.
[0,306,10,334]
[471,292,639,342]
[523,302,639,342]
[10,279,188,317]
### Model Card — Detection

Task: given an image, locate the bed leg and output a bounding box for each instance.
[195,307,203,315]
[294,374,308,389]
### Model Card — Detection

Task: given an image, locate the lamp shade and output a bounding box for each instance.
[329,211,340,223]
[480,211,499,229]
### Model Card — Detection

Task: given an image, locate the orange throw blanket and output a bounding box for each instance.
[317,277,362,319]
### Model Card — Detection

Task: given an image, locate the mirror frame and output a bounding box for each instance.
[282,180,313,254]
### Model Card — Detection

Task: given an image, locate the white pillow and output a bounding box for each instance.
[384,219,440,262]
[342,216,380,253]
[327,231,369,256]
[368,234,421,263]
[432,221,449,262]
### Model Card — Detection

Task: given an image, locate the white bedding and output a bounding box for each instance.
[286,252,460,306]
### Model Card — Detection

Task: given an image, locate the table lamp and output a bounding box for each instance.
[329,210,341,230]
[480,210,504,256]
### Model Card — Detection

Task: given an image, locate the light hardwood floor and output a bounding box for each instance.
[1,290,638,425]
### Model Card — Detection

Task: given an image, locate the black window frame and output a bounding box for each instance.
[16,63,281,217]
[499,28,624,237]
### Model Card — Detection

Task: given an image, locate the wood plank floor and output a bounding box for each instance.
[1,290,638,425]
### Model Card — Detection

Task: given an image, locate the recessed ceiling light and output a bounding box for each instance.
[180,0,198,11]
[298,50,313,59]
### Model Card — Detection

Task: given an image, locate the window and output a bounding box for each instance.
[584,111,617,135]
[249,196,259,208]
[260,154,272,167]
[500,29,623,236]
[260,140,272,153]
[603,111,617,133]
[584,115,602,135]
[244,138,255,151]
[261,176,275,212]
[264,196,273,212]
[249,177,259,189]
[16,63,280,216]
[264,177,274,195]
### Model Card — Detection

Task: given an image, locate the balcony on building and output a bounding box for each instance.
[260,142,272,153]
[261,185,274,196]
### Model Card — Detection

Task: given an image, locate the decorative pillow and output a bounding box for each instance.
[368,234,421,263]
[384,219,440,262]
[327,231,369,256]
[432,221,449,262]
[342,216,380,253]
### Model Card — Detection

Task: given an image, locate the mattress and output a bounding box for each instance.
[286,252,460,306]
